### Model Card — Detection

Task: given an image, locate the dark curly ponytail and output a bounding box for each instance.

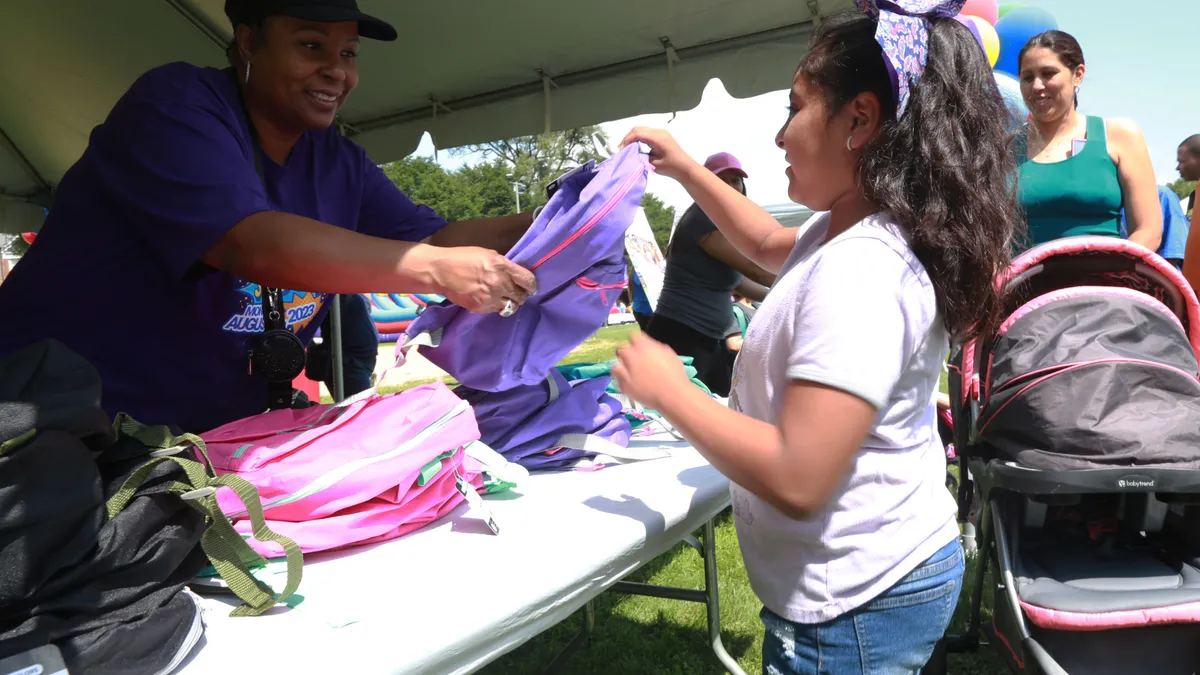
[801,12,1025,341]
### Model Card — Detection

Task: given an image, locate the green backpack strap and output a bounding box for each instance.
[107,414,303,617]
[0,428,37,456]
[732,305,749,338]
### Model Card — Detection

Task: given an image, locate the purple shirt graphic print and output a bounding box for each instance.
[222,285,326,336]
[0,62,446,433]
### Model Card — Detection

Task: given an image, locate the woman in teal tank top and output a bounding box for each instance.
[1015,31,1161,251]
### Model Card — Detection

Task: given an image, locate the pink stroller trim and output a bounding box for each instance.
[1020,599,1200,632]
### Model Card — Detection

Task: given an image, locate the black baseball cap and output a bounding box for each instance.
[225,0,397,42]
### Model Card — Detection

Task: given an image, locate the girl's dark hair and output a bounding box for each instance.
[800,11,1023,341]
[1018,30,1085,107]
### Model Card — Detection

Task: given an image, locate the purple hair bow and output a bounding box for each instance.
[854,0,967,116]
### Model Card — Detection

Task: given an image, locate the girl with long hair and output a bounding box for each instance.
[613,1,1023,670]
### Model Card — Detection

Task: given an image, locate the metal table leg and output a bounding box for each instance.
[610,518,747,675]
[701,518,744,675]
[541,601,595,675]
[535,517,745,674]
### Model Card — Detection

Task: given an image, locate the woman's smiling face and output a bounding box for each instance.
[242,15,361,131]
[1019,46,1084,124]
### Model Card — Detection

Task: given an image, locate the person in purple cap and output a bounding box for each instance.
[0,0,538,432]
[645,151,776,396]
[616,1,1023,671]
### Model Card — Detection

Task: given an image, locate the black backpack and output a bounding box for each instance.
[0,340,302,674]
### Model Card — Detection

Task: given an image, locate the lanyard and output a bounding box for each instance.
[226,68,287,335]
[226,68,305,410]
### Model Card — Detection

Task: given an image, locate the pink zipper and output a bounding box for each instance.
[530,168,642,270]
[983,291,1186,397]
[984,356,1200,404]
[978,358,1200,435]
[575,277,628,291]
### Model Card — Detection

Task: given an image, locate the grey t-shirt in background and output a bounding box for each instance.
[727,303,757,338]
[654,204,743,339]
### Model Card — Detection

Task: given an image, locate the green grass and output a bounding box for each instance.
[367,323,1006,673]
[558,323,638,365]
[376,375,456,395]
[475,515,1004,674]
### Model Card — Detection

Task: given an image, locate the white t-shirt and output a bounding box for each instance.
[728,211,959,624]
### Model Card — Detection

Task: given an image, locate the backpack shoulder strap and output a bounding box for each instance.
[554,432,671,462]
[108,414,303,617]
[733,305,748,337]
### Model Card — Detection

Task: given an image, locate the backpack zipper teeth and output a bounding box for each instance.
[221,400,472,519]
[530,167,642,270]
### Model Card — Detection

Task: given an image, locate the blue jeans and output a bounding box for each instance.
[760,539,964,675]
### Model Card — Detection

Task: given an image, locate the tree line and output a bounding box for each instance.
[382,125,677,252]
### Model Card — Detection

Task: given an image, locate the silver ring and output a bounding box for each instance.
[500,299,517,318]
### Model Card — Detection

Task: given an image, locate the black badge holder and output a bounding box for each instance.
[543,143,648,200]
[545,159,593,200]
[252,283,307,410]
[226,70,307,410]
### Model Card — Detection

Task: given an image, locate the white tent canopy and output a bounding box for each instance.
[0,0,851,233]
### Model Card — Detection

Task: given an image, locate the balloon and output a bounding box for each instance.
[965,15,1001,68]
[959,0,999,26]
[993,6,1059,76]
[953,14,984,51]
[20,232,37,245]
[993,71,1028,132]
[997,2,1025,19]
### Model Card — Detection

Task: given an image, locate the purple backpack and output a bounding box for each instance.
[400,143,651,392]
[455,368,669,471]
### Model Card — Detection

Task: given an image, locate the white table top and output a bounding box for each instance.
[178,436,731,675]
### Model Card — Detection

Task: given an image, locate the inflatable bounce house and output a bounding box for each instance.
[366,293,445,341]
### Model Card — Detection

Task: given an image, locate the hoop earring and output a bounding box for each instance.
[244,61,252,86]
[846,135,855,152]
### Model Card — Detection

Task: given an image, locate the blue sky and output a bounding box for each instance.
[415,0,1198,214]
[1047,0,1197,183]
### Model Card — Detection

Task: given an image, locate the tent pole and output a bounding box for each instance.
[330,295,345,402]
[807,0,823,28]
[161,0,228,47]
[0,126,50,195]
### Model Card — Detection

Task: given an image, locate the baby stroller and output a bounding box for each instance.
[937,237,1200,674]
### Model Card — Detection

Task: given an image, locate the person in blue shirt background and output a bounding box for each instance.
[1119,185,1189,269]
[308,293,379,398]
[629,268,654,330]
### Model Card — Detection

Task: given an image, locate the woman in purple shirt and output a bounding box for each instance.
[0,0,536,432]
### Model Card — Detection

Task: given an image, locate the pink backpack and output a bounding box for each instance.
[199,382,486,556]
